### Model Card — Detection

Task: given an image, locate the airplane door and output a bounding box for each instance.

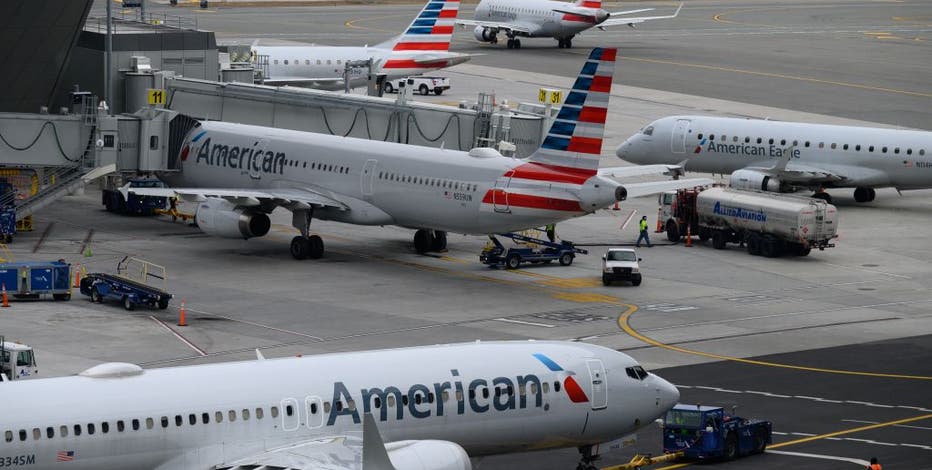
[305,396,324,429]
[281,398,300,431]
[250,138,270,180]
[586,359,608,410]
[361,159,378,199]
[492,177,511,213]
[671,119,690,154]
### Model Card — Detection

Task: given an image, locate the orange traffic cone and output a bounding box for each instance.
[685,225,693,247]
[177,298,187,327]
[612,201,620,210]
[655,208,663,233]
[73,264,82,288]
[1,283,9,308]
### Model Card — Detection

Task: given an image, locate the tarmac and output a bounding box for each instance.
[12,1,932,468]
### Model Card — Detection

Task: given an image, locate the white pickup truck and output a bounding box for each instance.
[601,248,643,286]
[383,76,451,96]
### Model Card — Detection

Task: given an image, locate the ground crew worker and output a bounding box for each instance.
[636,216,652,248]
[545,223,556,242]
[867,457,881,470]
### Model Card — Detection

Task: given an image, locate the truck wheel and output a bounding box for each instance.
[631,275,642,286]
[122,296,135,311]
[724,433,738,460]
[602,274,611,286]
[712,231,727,250]
[698,227,710,242]
[158,298,170,310]
[796,245,811,257]
[747,235,761,256]
[384,82,394,94]
[53,293,71,301]
[754,428,768,454]
[558,253,573,266]
[91,287,103,303]
[505,254,521,270]
[419,84,430,95]
[434,88,443,96]
[666,220,680,242]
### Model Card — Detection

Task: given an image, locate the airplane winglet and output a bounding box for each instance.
[362,413,397,470]
[255,349,265,361]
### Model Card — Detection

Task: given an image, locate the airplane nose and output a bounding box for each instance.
[657,376,680,409]
[616,141,630,159]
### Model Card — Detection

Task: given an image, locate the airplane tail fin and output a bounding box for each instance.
[527,47,616,175]
[377,0,460,53]
[574,0,602,8]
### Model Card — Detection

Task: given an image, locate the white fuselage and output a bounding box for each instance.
[0,341,679,470]
[618,116,932,189]
[164,121,621,234]
[474,0,609,38]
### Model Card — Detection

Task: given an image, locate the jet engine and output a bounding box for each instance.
[578,176,626,212]
[473,26,497,42]
[729,169,791,193]
[194,197,271,239]
[387,440,471,470]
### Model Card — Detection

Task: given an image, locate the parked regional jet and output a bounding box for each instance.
[458,0,682,49]
[0,341,679,470]
[125,49,710,259]
[254,0,471,89]
[617,115,932,203]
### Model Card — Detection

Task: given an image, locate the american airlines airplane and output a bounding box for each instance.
[125,48,710,259]
[617,115,932,203]
[0,341,680,470]
[254,0,471,90]
[458,0,682,49]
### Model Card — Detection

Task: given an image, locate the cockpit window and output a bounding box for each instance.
[642,126,654,136]
[625,365,648,380]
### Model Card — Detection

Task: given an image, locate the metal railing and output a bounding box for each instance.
[85,10,198,34]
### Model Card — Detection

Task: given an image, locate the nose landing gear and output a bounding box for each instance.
[576,445,601,470]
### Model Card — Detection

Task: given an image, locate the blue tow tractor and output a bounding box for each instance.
[480,232,588,269]
[0,261,73,301]
[79,257,172,311]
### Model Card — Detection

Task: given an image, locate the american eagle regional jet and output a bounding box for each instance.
[125,48,710,259]
[0,341,680,470]
[459,0,683,49]
[254,0,471,90]
[617,115,932,203]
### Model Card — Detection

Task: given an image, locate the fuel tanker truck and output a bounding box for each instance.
[659,187,837,257]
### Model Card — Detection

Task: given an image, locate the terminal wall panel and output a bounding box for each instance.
[0,115,87,167]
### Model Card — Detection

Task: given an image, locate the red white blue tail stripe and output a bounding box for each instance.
[389,0,458,52]
[527,47,616,175]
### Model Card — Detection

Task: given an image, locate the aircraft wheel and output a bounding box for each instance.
[514,39,522,48]
[308,235,324,259]
[557,39,565,48]
[853,186,875,203]
[506,39,515,49]
[505,254,521,269]
[430,231,447,251]
[559,253,574,266]
[414,229,431,254]
[565,37,572,48]
[290,236,310,260]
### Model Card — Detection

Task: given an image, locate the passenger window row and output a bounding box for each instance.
[275,59,342,66]
[3,406,277,443]
[310,161,350,174]
[695,133,926,156]
[378,171,476,192]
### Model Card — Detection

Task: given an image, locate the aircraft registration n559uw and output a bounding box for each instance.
[458,0,682,49]
[0,341,680,470]
[254,0,471,90]
[617,115,932,203]
[126,48,710,259]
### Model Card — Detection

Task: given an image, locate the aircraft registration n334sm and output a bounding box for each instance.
[617,115,932,204]
[458,0,683,49]
[0,341,680,470]
[253,0,472,90]
[125,48,710,260]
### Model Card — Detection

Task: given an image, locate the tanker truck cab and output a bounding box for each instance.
[0,341,37,381]
[602,248,642,286]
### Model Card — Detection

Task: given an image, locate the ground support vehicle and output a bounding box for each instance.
[102,178,167,216]
[0,337,37,381]
[79,257,171,311]
[0,261,72,300]
[0,179,17,243]
[480,232,587,269]
[601,248,642,286]
[383,76,451,95]
[660,187,837,257]
[663,404,771,461]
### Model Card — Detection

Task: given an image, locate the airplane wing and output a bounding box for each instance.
[598,164,686,179]
[456,19,535,35]
[411,52,475,66]
[607,8,654,16]
[120,185,349,211]
[756,161,848,184]
[621,177,713,199]
[598,2,682,28]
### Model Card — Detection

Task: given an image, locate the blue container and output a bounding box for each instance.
[0,261,72,297]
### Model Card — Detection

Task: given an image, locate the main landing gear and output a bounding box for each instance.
[506,36,522,49]
[557,36,574,48]
[290,208,324,260]
[853,186,876,203]
[413,229,447,254]
[575,445,601,470]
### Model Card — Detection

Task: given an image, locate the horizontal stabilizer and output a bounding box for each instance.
[621,177,712,199]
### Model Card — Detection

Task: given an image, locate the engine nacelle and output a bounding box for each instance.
[729,169,789,193]
[473,26,496,42]
[387,440,471,470]
[195,197,271,239]
[578,176,626,212]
